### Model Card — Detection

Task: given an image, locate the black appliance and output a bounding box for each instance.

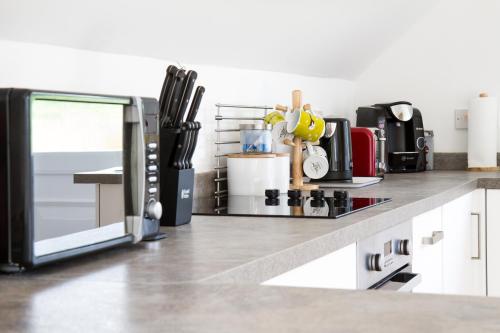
[0,88,164,273]
[192,190,390,219]
[313,118,353,182]
[356,101,425,173]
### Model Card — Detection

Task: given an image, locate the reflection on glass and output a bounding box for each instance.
[31,99,125,256]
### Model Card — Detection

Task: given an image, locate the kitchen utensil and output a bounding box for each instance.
[171,122,191,169]
[302,145,327,160]
[285,107,326,142]
[159,65,178,118]
[302,142,329,179]
[184,86,205,169]
[172,70,197,127]
[186,86,205,122]
[264,111,285,125]
[271,121,294,145]
[240,124,272,153]
[162,68,186,128]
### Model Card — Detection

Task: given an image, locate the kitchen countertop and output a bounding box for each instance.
[3,171,500,332]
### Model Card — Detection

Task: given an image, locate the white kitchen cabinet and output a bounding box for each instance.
[442,189,486,296]
[261,243,356,289]
[487,190,500,297]
[412,207,443,294]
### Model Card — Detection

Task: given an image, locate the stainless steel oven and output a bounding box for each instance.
[357,221,421,291]
[0,89,164,273]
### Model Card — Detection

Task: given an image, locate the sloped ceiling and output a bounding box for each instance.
[0,0,438,79]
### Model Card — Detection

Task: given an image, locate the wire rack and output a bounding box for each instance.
[214,103,274,205]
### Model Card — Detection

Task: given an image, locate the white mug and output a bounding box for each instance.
[302,142,329,179]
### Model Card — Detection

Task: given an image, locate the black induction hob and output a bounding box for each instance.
[193,191,391,219]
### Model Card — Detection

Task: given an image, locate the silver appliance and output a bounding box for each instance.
[0,89,164,273]
[357,221,421,291]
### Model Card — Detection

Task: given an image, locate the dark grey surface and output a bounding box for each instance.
[3,171,500,332]
[434,152,500,170]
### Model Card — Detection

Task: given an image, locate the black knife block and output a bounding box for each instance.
[160,128,195,226]
[160,168,194,226]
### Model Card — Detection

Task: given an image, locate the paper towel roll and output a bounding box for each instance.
[468,94,498,168]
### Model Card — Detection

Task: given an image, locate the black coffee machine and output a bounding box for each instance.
[356,101,425,173]
[312,118,353,181]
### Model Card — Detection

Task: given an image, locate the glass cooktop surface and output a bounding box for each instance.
[193,191,391,219]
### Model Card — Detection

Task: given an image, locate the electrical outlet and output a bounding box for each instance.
[455,109,468,129]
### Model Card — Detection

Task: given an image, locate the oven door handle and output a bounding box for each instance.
[376,271,422,292]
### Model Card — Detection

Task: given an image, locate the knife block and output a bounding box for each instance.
[160,167,194,226]
[160,128,195,226]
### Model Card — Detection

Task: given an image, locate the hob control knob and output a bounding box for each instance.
[146,200,163,220]
[397,239,411,256]
[368,253,383,271]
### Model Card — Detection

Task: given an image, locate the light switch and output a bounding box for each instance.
[455,109,468,129]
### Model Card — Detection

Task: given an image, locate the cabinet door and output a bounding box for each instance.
[412,207,443,294]
[487,190,500,297]
[442,189,486,296]
[261,243,357,289]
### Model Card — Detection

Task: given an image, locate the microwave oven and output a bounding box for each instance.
[0,88,164,273]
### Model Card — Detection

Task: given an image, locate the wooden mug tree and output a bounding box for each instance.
[278,90,320,191]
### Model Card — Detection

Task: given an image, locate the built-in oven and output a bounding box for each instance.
[0,89,164,273]
[357,221,421,292]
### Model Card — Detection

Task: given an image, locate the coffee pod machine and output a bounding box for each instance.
[356,101,425,173]
[311,118,353,181]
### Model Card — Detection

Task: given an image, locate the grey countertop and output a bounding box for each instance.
[3,171,500,332]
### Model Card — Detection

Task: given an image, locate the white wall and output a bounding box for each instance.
[0,40,356,172]
[355,0,500,153]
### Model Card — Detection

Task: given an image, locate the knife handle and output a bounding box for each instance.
[179,122,195,169]
[162,69,186,128]
[159,65,177,112]
[186,86,205,122]
[173,71,198,128]
[171,123,190,169]
[187,122,201,169]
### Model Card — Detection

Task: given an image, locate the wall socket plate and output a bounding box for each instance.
[455,109,468,129]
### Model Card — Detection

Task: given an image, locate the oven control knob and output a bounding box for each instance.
[146,200,163,220]
[397,239,411,256]
[368,253,383,272]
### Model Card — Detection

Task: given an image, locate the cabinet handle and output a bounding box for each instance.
[471,212,481,260]
[422,231,444,245]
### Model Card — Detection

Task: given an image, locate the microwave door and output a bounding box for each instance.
[29,93,138,265]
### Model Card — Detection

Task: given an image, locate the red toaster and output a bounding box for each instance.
[351,127,378,177]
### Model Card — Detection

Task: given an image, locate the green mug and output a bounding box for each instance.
[286,109,325,142]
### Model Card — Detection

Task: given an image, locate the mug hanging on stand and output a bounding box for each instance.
[303,142,329,179]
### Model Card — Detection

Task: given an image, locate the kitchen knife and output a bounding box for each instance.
[172,70,197,128]
[162,68,186,128]
[184,86,205,168]
[179,121,196,169]
[159,65,177,118]
[186,121,202,169]
[171,122,191,169]
[185,86,205,122]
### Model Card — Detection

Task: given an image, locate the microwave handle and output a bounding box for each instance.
[124,97,145,243]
